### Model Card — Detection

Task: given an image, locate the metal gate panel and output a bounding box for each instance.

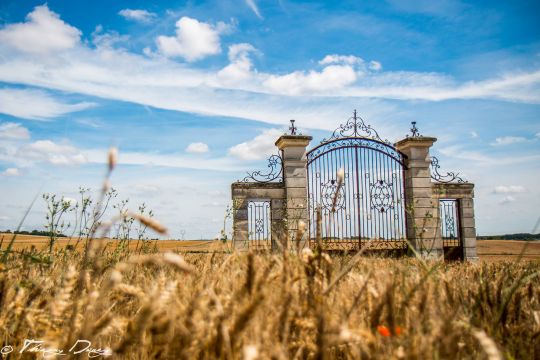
[247,200,271,250]
[439,199,461,244]
[306,112,408,251]
[439,199,463,260]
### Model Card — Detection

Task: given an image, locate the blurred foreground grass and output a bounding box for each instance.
[0,249,538,359]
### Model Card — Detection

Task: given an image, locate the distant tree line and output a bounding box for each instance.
[1,229,67,237]
[478,233,540,241]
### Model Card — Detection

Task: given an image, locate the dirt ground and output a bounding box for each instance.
[1,234,538,262]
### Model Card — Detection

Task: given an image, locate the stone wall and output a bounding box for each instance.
[231,182,286,250]
[432,183,478,261]
[231,128,478,261]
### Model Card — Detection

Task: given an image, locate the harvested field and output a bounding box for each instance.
[1,233,539,262]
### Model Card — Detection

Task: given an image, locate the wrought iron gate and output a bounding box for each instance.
[306,112,408,251]
[439,199,463,260]
[247,200,272,250]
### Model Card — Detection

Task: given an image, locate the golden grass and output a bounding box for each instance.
[3,147,537,358]
[0,247,539,359]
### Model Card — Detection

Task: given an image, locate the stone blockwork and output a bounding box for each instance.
[433,183,478,261]
[395,137,444,258]
[231,182,285,251]
[275,135,312,248]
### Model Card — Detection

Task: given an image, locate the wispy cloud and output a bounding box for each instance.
[245,0,263,19]
[498,195,516,205]
[493,185,526,194]
[0,122,30,140]
[185,142,209,153]
[0,5,539,130]
[490,136,527,146]
[438,144,540,166]
[17,140,87,165]
[83,148,244,172]
[0,88,95,120]
[118,9,157,23]
[1,167,20,176]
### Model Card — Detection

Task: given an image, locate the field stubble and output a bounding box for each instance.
[2,233,540,262]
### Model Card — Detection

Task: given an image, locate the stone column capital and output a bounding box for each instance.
[395,136,437,163]
[275,135,313,150]
[395,136,436,154]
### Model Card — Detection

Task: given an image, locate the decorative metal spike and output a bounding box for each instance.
[289,119,297,135]
[408,121,421,137]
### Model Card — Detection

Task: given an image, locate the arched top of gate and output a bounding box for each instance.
[307,111,407,166]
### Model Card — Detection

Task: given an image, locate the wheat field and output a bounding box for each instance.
[0,245,539,359]
[1,150,538,359]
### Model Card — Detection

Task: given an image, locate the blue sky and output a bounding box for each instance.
[0,0,539,238]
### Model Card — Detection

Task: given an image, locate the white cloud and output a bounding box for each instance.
[491,136,527,146]
[471,131,478,138]
[319,54,364,66]
[118,9,156,23]
[369,61,382,71]
[0,6,539,131]
[185,142,209,153]
[438,144,540,166]
[0,123,30,140]
[228,128,283,160]
[536,132,540,139]
[217,43,258,85]
[156,17,225,61]
[493,185,526,194]
[245,0,263,19]
[91,26,129,48]
[0,4,80,54]
[263,65,357,95]
[2,167,20,176]
[498,195,516,205]
[17,140,87,165]
[0,88,95,120]
[83,148,244,172]
[132,184,160,194]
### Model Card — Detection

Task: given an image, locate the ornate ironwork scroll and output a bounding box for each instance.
[369,179,395,213]
[320,179,346,211]
[243,154,283,183]
[320,110,390,145]
[439,199,461,245]
[430,156,467,184]
[248,200,271,250]
[307,137,405,164]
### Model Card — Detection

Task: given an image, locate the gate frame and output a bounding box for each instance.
[231,113,478,261]
[439,198,464,260]
[305,136,409,252]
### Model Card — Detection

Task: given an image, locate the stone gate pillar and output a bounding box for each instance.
[395,136,443,258]
[275,135,313,248]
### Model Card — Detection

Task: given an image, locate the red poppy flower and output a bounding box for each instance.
[377,325,403,337]
[377,325,391,337]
